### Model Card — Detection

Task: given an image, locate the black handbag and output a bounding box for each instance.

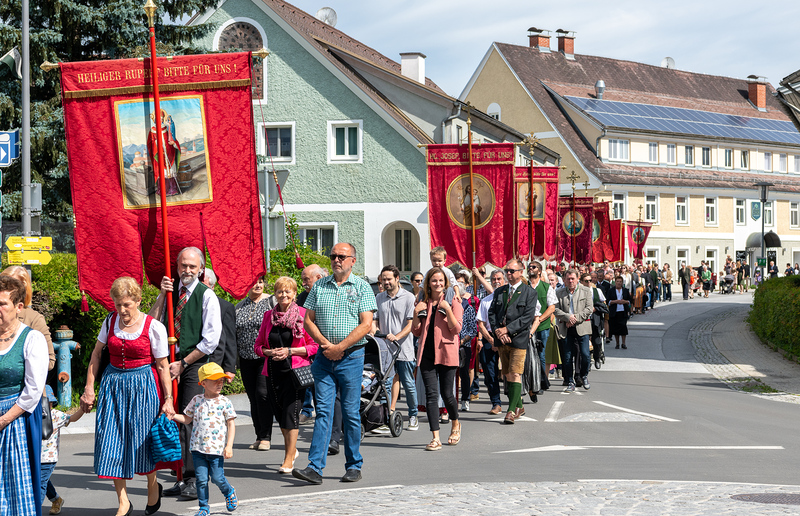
[290,365,314,390]
[41,394,53,440]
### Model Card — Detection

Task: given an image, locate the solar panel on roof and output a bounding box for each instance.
[565,96,800,145]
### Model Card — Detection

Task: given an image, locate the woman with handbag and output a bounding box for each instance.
[80,277,175,516]
[254,276,317,474]
[0,275,49,516]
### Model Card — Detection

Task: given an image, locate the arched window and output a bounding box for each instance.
[217,21,265,99]
[487,102,501,121]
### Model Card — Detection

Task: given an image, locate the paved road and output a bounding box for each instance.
[51,292,800,515]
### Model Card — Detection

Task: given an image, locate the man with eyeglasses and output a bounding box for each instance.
[527,261,556,394]
[553,269,594,392]
[488,259,539,424]
[476,269,505,414]
[293,243,377,485]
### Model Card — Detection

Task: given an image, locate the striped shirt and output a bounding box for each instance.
[305,273,377,348]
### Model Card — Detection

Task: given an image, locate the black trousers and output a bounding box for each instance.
[178,360,204,479]
[682,283,689,299]
[419,358,458,432]
[240,357,274,441]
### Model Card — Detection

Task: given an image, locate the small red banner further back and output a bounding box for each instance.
[427,143,515,268]
[61,52,265,309]
[557,197,594,264]
[592,202,613,263]
[626,221,653,260]
[514,166,559,260]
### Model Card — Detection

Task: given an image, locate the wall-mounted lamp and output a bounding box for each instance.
[725,246,729,253]
[696,245,701,253]
[666,245,671,253]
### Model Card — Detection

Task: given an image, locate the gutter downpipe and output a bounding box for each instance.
[596,128,606,158]
[443,102,463,143]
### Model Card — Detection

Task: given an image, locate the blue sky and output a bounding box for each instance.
[284,0,798,97]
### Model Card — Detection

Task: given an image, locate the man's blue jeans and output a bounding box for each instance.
[192,452,234,511]
[479,343,501,406]
[394,360,418,418]
[560,329,591,382]
[308,347,365,474]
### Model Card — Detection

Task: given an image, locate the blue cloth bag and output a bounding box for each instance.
[149,414,181,463]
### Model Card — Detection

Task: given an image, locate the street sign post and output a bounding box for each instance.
[7,249,51,265]
[6,236,52,250]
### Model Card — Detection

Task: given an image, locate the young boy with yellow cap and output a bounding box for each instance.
[172,363,238,516]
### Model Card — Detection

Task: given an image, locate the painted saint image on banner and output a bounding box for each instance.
[115,96,212,209]
[631,226,647,244]
[561,211,585,237]
[592,219,601,242]
[516,182,544,221]
[446,174,496,230]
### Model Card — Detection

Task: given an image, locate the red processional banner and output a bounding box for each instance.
[514,166,559,260]
[609,219,625,263]
[592,202,613,263]
[427,143,515,268]
[557,197,594,264]
[626,221,653,260]
[61,52,265,309]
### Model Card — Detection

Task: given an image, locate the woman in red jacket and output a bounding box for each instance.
[254,276,318,473]
[411,268,463,451]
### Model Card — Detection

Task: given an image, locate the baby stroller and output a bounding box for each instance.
[721,274,736,294]
[359,333,404,441]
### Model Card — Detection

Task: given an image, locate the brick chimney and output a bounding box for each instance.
[555,29,575,60]
[747,75,767,111]
[527,27,551,53]
[400,52,426,84]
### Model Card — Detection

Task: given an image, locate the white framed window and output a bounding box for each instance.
[612,192,626,220]
[327,120,363,164]
[793,155,800,174]
[487,103,501,121]
[675,195,689,225]
[257,122,295,165]
[608,139,630,161]
[764,152,772,171]
[779,153,787,173]
[648,143,658,164]
[645,247,660,266]
[735,199,746,225]
[676,247,690,272]
[741,150,750,170]
[724,149,733,168]
[645,194,658,223]
[395,228,414,273]
[298,224,336,255]
[705,248,718,274]
[764,201,774,226]
[791,202,800,229]
[684,145,694,166]
[456,125,463,144]
[666,144,676,165]
[213,18,268,102]
[701,146,711,167]
[705,197,718,226]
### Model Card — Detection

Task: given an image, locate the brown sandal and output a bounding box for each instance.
[448,422,461,445]
[425,438,442,451]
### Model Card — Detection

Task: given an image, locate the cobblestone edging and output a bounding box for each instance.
[208,481,800,515]
[689,309,800,404]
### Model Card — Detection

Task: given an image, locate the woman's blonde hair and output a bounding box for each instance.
[1,266,32,306]
[273,276,298,295]
[110,276,142,303]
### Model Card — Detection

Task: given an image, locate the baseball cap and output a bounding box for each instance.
[45,385,57,404]
[198,362,227,384]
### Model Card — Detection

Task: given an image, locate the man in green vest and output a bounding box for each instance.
[149,246,222,500]
[527,261,556,393]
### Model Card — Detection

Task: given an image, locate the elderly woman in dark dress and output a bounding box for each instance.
[81,277,174,516]
[236,276,275,451]
[254,276,317,473]
[0,276,48,516]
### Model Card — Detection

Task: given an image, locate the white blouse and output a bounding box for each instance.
[0,324,48,413]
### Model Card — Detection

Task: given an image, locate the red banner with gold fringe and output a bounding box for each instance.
[557,197,594,264]
[61,52,265,309]
[514,166,559,260]
[626,221,653,260]
[592,202,613,263]
[609,219,625,263]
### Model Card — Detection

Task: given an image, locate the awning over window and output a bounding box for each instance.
[745,231,782,249]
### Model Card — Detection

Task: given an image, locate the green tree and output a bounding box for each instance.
[0,0,218,222]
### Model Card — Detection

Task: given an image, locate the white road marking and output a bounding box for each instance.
[628,321,666,327]
[207,484,404,508]
[593,401,680,422]
[545,401,564,422]
[495,445,784,454]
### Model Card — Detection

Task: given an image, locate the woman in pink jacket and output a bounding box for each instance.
[254,276,318,473]
[411,267,463,451]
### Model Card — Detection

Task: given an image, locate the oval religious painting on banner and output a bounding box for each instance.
[562,211,585,237]
[632,227,647,245]
[592,219,601,243]
[446,174,496,229]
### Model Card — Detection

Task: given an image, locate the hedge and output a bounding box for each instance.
[16,215,330,404]
[747,275,800,358]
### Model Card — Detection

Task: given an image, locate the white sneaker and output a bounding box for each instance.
[461,400,470,412]
[370,425,390,434]
[407,416,419,431]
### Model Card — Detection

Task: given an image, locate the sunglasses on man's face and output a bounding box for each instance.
[329,253,353,261]
[504,268,522,274]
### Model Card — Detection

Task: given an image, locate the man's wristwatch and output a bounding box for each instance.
[180,358,188,369]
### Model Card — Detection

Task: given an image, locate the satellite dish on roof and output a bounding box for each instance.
[316,7,337,27]
[661,57,676,69]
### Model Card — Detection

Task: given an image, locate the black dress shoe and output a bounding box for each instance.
[340,469,362,482]
[328,441,340,455]
[163,481,185,497]
[179,479,197,500]
[144,483,162,515]
[292,467,323,485]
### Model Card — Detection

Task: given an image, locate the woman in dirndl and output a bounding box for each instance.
[0,275,48,516]
[80,277,175,516]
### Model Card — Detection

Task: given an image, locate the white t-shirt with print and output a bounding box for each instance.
[41,409,71,464]
[184,394,237,456]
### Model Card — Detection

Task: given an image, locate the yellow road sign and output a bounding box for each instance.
[7,249,52,265]
[5,236,53,251]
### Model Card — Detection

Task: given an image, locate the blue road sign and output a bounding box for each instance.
[9,129,18,159]
[0,133,11,167]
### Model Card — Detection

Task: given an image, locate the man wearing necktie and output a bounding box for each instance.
[488,259,539,424]
[149,246,222,499]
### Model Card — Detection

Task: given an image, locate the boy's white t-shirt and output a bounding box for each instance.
[42,409,71,464]
[184,393,237,456]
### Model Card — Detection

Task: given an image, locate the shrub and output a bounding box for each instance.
[747,275,800,358]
